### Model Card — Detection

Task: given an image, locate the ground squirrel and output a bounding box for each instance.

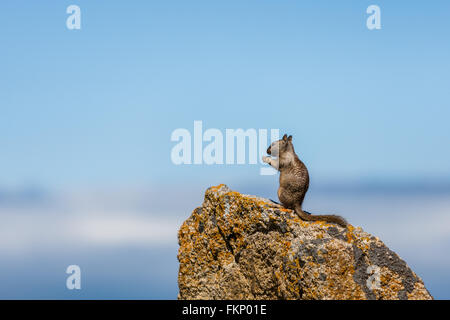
[263,134,348,228]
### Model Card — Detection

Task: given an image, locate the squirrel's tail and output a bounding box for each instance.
[294,203,348,228]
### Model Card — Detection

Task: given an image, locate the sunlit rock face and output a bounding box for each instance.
[177,184,432,300]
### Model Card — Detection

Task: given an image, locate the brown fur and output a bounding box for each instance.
[263,134,347,228]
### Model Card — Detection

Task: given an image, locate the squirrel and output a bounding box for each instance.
[263,134,348,228]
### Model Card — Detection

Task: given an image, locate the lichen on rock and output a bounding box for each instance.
[177,184,432,300]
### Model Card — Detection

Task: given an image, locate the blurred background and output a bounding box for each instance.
[1,1,449,299]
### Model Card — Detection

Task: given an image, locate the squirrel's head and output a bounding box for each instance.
[267,134,293,157]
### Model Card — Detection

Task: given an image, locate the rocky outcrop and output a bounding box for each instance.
[177,184,432,300]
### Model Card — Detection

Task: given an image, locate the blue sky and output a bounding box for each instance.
[1,1,450,299]
[1,1,449,188]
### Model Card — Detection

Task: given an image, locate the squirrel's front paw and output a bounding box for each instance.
[262,156,271,164]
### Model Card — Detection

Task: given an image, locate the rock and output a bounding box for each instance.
[177,184,432,300]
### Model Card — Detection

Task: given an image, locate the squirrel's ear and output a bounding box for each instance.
[288,135,292,141]
[282,134,288,141]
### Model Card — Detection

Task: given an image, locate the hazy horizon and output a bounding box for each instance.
[1,180,449,299]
